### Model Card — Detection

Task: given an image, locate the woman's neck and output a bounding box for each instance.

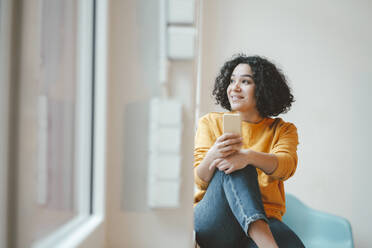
[237,111,264,124]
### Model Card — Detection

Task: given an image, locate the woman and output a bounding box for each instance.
[193,54,305,248]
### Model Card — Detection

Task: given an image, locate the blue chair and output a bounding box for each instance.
[282,194,354,248]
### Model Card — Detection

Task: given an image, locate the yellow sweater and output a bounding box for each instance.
[193,111,299,221]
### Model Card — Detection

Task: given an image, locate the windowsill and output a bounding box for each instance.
[32,214,104,248]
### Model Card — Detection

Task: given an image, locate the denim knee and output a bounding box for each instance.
[222,165,269,236]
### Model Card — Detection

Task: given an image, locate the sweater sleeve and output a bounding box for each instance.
[270,123,299,181]
[193,115,216,190]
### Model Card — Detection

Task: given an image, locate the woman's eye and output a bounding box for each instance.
[230,79,234,84]
[242,80,250,84]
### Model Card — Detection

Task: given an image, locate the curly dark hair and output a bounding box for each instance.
[212,54,294,117]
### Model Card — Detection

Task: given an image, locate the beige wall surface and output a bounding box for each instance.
[106,0,196,247]
[197,0,372,247]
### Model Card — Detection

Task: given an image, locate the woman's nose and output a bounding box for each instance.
[232,81,241,91]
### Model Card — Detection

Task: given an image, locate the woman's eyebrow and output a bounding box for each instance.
[231,74,253,78]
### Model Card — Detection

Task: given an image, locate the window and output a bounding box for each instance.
[2,0,107,247]
[35,0,90,240]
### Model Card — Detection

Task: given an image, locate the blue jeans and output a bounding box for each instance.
[194,166,305,248]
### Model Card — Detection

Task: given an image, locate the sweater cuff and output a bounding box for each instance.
[270,153,295,180]
[194,168,209,190]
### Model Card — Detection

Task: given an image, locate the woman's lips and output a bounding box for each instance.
[231,95,244,101]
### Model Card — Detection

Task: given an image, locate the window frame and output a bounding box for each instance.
[32,0,107,246]
[0,0,13,247]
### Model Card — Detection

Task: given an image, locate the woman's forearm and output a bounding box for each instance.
[196,149,278,183]
[195,151,217,183]
[243,149,278,175]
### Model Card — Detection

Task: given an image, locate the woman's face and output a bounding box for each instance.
[227,63,257,113]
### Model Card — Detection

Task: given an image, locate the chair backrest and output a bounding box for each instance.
[282,194,354,248]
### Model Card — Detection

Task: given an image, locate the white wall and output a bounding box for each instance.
[198,0,372,247]
[106,0,197,247]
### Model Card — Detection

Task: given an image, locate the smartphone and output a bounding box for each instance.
[223,113,241,135]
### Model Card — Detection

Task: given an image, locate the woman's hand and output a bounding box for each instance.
[206,133,243,161]
[195,133,244,184]
[209,150,249,174]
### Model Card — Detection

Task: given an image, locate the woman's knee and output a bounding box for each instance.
[242,164,258,176]
[226,165,258,181]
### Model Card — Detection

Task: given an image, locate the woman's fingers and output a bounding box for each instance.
[217,133,241,143]
[210,134,243,161]
[220,142,243,153]
[224,167,234,174]
[217,137,243,149]
[209,158,223,170]
[217,161,236,174]
[217,163,229,171]
[223,149,237,157]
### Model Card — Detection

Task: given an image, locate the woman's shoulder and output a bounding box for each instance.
[269,117,297,131]
[197,111,227,128]
[198,111,226,120]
